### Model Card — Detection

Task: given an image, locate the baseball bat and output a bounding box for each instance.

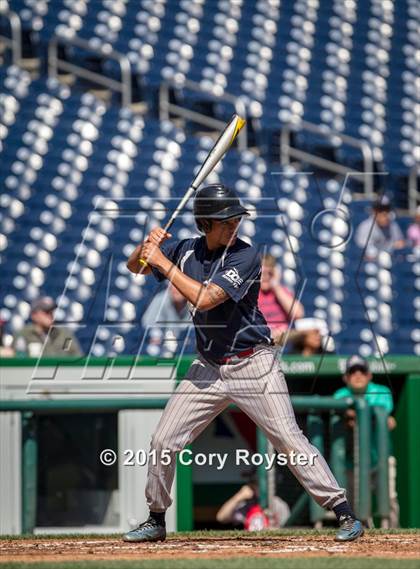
[138,113,246,267]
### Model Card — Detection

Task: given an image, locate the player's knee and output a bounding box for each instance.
[272,428,311,454]
[150,431,179,453]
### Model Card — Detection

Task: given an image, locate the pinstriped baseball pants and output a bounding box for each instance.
[145,344,347,512]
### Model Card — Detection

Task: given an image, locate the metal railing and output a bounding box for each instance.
[287,404,391,528]
[159,79,248,151]
[372,406,391,527]
[408,165,419,213]
[0,7,22,66]
[280,119,376,198]
[48,35,132,107]
[0,394,388,532]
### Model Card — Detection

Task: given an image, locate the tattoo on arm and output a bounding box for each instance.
[205,283,230,308]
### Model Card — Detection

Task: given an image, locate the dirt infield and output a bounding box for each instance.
[1,532,419,564]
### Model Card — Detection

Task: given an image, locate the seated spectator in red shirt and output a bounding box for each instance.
[258,254,304,340]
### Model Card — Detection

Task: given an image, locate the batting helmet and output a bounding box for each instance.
[193,184,249,233]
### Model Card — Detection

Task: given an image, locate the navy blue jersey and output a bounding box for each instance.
[150,236,272,362]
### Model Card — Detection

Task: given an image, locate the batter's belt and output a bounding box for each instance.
[209,339,275,365]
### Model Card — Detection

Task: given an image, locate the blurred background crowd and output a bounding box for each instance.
[1,0,418,533]
[1,196,419,359]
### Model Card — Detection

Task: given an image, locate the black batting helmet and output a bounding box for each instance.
[193,184,249,233]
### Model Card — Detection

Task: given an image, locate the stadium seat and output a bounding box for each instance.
[1,0,418,356]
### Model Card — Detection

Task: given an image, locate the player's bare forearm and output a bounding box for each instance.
[135,229,229,309]
[157,257,229,311]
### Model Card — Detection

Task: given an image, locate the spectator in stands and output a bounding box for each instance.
[333,355,399,528]
[289,318,332,356]
[258,254,304,344]
[355,196,405,257]
[407,205,420,248]
[216,472,290,530]
[0,317,15,357]
[13,296,83,357]
[216,482,268,530]
[141,283,191,357]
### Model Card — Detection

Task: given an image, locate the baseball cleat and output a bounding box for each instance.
[335,514,365,542]
[122,516,166,543]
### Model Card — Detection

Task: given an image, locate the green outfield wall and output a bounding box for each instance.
[1,355,419,529]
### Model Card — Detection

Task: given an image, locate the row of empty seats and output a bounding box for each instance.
[0,68,418,356]
[2,0,418,203]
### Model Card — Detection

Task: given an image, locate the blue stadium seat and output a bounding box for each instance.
[1,0,419,355]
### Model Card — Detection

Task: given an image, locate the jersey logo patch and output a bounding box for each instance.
[221,268,243,288]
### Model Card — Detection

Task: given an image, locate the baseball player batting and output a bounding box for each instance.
[124,184,364,543]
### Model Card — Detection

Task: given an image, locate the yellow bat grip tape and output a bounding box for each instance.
[230,116,246,143]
